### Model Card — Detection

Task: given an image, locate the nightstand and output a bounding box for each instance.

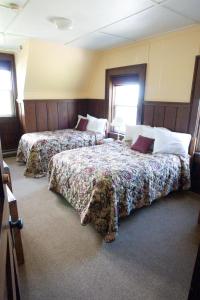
[108,132,124,141]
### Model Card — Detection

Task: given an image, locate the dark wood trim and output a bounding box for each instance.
[105,64,147,126]
[144,101,190,106]
[0,53,18,116]
[189,56,200,134]
[189,56,200,150]
[0,53,20,153]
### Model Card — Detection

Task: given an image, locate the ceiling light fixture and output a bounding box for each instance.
[0,2,21,10]
[48,17,73,31]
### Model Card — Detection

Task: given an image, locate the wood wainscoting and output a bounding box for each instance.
[18,99,88,133]
[18,99,191,135]
[87,99,107,119]
[18,99,108,133]
[87,100,191,133]
[143,101,190,132]
[0,117,20,153]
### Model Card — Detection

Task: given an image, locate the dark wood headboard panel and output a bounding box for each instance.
[87,99,191,133]
[18,99,88,133]
[18,99,191,135]
[143,101,190,133]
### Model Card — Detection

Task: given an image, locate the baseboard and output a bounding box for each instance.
[3,149,17,158]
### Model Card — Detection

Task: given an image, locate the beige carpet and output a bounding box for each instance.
[6,157,200,300]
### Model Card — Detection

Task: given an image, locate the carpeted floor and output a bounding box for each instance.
[6,157,200,300]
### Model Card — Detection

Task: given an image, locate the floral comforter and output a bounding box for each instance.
[48,141,191,242]
[16,129,104,177]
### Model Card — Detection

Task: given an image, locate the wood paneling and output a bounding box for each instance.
[58,102,69,129]
[35,102,48,132]
[153,106,165,127]
[67,102,77,128]
[19,99,191,134]
[24,101,36,132]
[18,99,89,133]
[176,105,190,133]
[164,106,177,131]
[47,102,58,131]
[0,117,20,153]
[87,99,107,118]
[143,102,190,132]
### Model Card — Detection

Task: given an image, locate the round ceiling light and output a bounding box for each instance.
[0,2,21,10]
[8,2,20,9]
[48,17,73,30]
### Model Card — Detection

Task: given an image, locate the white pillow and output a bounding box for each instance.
[124,125,155,143]
[86,114,107,135]
[124,125,143,142]
[75,115,87,129]
[142,126,155,140]
[153,129,191,156]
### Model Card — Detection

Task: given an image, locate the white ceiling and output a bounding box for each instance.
[0,0,199,51]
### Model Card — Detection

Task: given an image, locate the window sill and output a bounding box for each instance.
[0,116,17,121]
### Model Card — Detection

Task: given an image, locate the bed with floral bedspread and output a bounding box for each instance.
[48,141,191,242]
[16,129,104,178]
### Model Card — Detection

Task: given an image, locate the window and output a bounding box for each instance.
[112,83,140,133]
[0,57,16,117]
[105,64,146,135]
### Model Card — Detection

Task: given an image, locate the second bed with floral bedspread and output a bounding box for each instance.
[17,129,104,177]
[48,141,190,242]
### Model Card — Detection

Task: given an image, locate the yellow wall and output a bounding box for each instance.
[15,41,30,102]
[15,25,200,103]
[88,25,200,102]
[16,39,99,100]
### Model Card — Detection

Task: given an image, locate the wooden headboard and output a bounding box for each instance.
[18,99,191,135]
[143,101,194,155]
[143,101,190,133]
[18,99,88,133]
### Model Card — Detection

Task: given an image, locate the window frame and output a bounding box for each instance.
[0,53,17,118]
[105,64,147,133]
[111,75,140,133]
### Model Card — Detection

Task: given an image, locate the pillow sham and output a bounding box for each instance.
[124,125,145,142]
[76,118,88,131]
[153,129,191,156]
[87,114,107,135]
[142,126,155,140]
[131,135,155,154]
[124,124,156,143]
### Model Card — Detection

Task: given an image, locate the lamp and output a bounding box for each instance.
[111,116,124,140]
